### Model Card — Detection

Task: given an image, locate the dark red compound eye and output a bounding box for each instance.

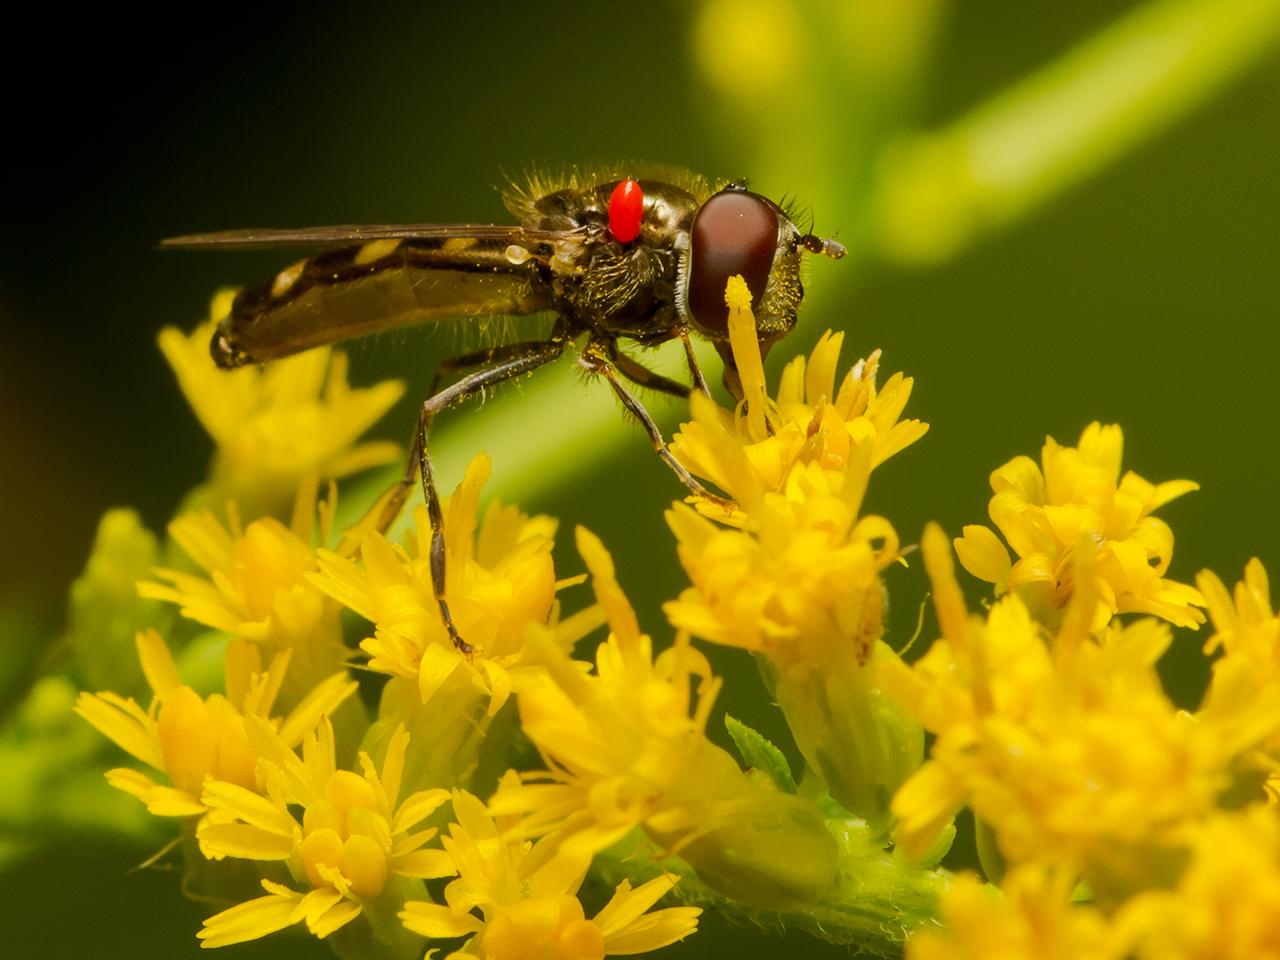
[608,179,644,243]
[686,189,780,335]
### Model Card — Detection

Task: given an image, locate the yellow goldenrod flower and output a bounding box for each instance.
[907,866,1117,960]
[1113,805,1280,960]
[670,276,926,514]
[665,465,920,822]
[310,454,563,717]
[953,422,1205,629]
[665,462,894,668]
[663,281,921,822]
[1196,559,1280,791]
[490,527,837,905]
[1198,557,1280,666]
[400,784,701,959]
[75,629,354,830]
[158,289,404,513]
[197,717,454,948]
[139,477,346,701]
[884,526,1230,898]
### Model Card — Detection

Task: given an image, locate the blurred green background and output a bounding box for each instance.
[3,1,1277,957]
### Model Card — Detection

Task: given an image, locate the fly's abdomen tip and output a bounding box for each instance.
[209,330,245,369]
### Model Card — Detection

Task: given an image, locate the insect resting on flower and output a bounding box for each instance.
[162,167,846,654]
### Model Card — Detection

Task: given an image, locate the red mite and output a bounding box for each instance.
[608,178,644,243]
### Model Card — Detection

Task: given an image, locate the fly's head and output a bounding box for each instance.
[677,183,845,398]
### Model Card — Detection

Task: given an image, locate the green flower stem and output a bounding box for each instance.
[872,0,1280,263]
[591,825,950,957]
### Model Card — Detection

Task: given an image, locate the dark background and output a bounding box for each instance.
[3,2,1277,957]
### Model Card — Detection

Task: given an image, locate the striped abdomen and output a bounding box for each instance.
[211,237,553,368]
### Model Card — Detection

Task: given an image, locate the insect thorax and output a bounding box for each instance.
[531,181,700,342]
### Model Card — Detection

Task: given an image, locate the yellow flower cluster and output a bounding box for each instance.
[197,719,455,946]
[665,276,925,820]
[78,307,703,959]
[886,528,1232,877]
[158,290,404,514]
[954,422,1205,629]
[138,477,347,700]
[490,529,838,905]
[910,806,1280,960]
[76,630,354,831]
[78,277,1280,960]
[310,454,563,716]
[892,526,1280,956]
[400,779,701,959]
[1115,805,1280,959]
[1197,559,1280,787]
[907,866,1114,960]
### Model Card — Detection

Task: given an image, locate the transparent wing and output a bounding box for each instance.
[160,223,585,250]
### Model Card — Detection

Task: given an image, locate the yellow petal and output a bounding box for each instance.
[277,672,358,748]
[399,901,484,939]
[198,889,301,948]
[202,779,296,836]
[393,788,451,834]
[418,643,463,704]
[891,762,964,861]
[954,525,1012,591]
[104,768,207,816]
[1076,421,1123,480]
[395,848,457,879]
[199,822,295,861]
[602,905,702,954]
[75,692,164,769]
[298,888,361,939]
[922,525,968,643]
[592,874,676,937]
[804,330,843,406]
[724,275,769,441]
[135,629,182,697]
[379,723,410,809]
[989,455,1045,503]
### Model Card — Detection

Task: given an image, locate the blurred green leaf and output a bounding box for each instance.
[871,0,1280,262]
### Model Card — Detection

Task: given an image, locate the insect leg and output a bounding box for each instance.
[419,335,570,655]
[578,344,732,509]
[427,342,541,397]
[678,328,712,398]
[605,342,692,400]
[346,336,571,550]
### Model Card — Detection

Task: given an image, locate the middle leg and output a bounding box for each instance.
[343,336,571,553]
[418,335,570,654]
[578,342,732,509]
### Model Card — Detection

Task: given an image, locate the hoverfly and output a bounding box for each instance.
[163,168,846,653]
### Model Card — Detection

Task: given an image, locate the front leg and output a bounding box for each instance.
[578,342,732,509]
[605,340,693,400]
